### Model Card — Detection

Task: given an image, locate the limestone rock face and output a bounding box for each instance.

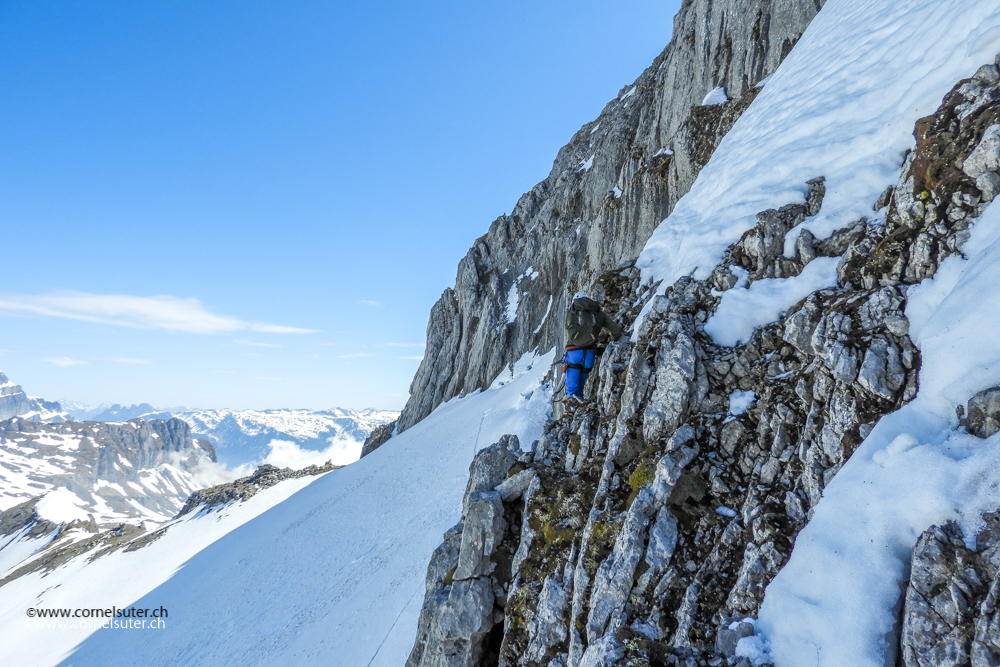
[900,516,1000,667]
[396,0,827,433]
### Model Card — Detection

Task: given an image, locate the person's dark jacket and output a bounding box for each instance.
[565,296,622,349]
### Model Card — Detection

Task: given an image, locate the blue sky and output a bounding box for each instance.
[0,0,680,410]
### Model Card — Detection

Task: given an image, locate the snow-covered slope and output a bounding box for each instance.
[0,352,551,667]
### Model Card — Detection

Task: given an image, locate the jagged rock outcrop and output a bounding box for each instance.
[406,59,1000,666]
[900,515,1000,667]
[397,0,827,432]
[361,420,396,458]
[175,461,338,517]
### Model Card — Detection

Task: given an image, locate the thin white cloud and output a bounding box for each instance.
[45,357,88,367]
[336,353,375,358]
[358,300,380,306]
[0,291,316,334]
[234,339,281,348]
[108,357,153,365]
[399,356,424,360]
[0,348,18,355]
[382,343,425,348]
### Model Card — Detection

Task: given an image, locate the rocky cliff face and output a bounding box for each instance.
[0,416,217,525]
[0,371,68,422]
[403,56,1000,667]
[397,0,826,433]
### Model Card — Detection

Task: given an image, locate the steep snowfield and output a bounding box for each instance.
[0,351,552,667]
[628,0,1000,664]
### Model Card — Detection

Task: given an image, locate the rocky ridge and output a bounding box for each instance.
[404,59,1000,667]
[0,371,69,422]
[397,0,827,433]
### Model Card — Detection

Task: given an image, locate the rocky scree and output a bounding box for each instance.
[405,60,1000,667]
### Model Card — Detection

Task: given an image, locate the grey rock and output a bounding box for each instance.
[495,468,536,501]
[510,474,541,578]
[525,574,570,662]
[577,635,625,667]
[974,64,1000,84]
[462,436,518,515]
[964,124,1000,179]
[978,171,1000,202]
[725,541,785,614]
[643,332,697,444]
[406,576,496,667]
[360,419,396,457]
[454,491,506,580]
[586,499,653,642]
[715,618,756,657]
[857,337,905,401]
[968,388,1000,439]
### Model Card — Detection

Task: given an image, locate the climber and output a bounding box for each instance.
[563,291,623,401]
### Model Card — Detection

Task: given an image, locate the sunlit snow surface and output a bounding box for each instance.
[0,350,552,667]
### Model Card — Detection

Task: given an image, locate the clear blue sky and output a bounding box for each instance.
[0,0,680,410]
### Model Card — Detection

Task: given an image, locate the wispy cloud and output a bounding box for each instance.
[234,339,281,348]
[0,291,316,334]
[0,348,18,355]
[108,357,153,365]
[358,300,380,306]
[45,357,88,367]
[336,353,375,358]
[399,356,424,360]
[383,343,425,348]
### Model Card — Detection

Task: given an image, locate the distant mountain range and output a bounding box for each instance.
[0,368,399,533]
[58,401,398,467]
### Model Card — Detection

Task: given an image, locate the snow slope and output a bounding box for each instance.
[0,351,552,667]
